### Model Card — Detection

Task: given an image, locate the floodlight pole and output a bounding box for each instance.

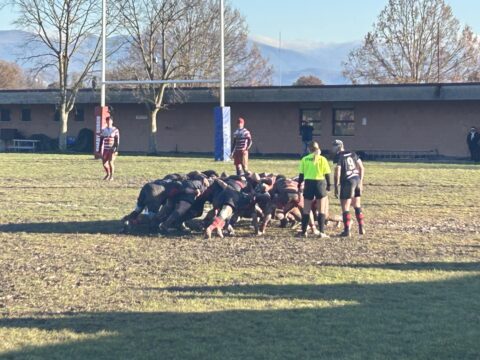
[101,0,106,107]
[220,0,225,107]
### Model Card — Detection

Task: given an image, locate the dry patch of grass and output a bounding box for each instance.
[0,154,479,359]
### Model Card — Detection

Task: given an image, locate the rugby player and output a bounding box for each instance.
[121,175,184,232]
[99,116,119,181]
[159,176,213,232]
[333,140,365,237]
[231,117,252,175]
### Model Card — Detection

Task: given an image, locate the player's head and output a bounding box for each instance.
[202,170,219,179]
[106,116,113,127]
[308,141,321,154]
[470,127,477,132]
[332,139,344,153]
[237,117,245,129]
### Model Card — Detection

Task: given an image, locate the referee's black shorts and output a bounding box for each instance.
[340,177,361,200]
[303,179,327,200]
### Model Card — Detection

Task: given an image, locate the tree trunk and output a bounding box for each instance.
[148,108,159,154]
[58,104,69,151]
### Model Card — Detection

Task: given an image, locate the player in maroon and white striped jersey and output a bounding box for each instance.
[231,117,252,175]
[99,116,120,181]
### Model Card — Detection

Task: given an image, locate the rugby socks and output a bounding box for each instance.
[318,213,326,234]
[354,208,364,225]
[355,207,365,234]
[342,211,351,233]
[206,217,225,232]
[301,214,310,233]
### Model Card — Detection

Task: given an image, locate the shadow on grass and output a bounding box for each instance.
[0,220,203,238]
[0,221,122,235]
[1,273,479,359]
[317,262,480,272]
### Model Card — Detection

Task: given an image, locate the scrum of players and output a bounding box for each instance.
[121,140,365,238]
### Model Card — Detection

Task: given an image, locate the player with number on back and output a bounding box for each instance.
[333,140,365,237]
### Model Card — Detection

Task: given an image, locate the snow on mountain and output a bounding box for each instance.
[0,30,360,85]
[251,36,360,85]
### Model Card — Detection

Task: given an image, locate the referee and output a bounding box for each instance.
[297,141,331,238]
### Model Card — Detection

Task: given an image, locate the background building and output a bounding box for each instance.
[1,83,479,157]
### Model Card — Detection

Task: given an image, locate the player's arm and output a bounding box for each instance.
[112,135,119,153]
[297,158,305,193]
[357,159,365,191]
[324,158,332,192]
[99,135,105,154]
[334,165,341,198]
[230,138,236,157]
[247,136,253,150]
[325,172,332,192]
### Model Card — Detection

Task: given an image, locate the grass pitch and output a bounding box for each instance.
[0,154,479,359]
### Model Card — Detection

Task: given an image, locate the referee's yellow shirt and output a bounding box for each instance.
[299,153,331,180]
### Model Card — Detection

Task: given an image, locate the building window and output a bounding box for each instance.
[75,108,85,122]
[333,109,355,136]
[300,109,322,135]
[1,109,11,122]
[22,109,31,122]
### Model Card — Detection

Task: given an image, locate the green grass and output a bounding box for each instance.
[0,153,479,359]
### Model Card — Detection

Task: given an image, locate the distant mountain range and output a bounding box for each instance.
[251,37,359,85]
[0,30,359,85]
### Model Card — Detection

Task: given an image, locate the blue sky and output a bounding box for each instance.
[230,0,480,46]
[0,0,479,45]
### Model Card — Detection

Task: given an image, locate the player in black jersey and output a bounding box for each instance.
[333,140,365,236]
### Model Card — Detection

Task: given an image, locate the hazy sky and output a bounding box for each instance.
[229,0,480,46]
[0,0,479,46]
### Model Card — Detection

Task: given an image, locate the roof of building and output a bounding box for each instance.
[1,83,480,105]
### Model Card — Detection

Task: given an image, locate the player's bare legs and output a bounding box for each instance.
[160,200,191,232]
[108,154,116,180]
[102,159,110,180]
[316,196,329,237]
[299,198,313,237]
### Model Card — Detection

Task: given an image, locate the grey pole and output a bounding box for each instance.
[220,0,225,107]
[101,0,106,107]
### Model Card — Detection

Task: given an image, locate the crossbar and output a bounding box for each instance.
[102,79,219,86]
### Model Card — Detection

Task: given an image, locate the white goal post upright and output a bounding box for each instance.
[98,0,231,160]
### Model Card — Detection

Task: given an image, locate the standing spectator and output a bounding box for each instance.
[231,117,252,175]
[300,120,314,155]
[99,116,120,181]
[466,127,479,162]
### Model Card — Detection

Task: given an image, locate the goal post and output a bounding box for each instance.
[98,0,231,160]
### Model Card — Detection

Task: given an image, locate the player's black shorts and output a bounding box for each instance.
[340,177,361,200]
[175,192,197,205]
[277,192,300,207]
[213,188,240,210]
[303,180,327,200]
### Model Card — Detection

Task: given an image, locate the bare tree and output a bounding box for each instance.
[113,0,272,153]
[0,60,27,89]
[292,75,324,86]
[343,0,480,84]
[5,0,118,150]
